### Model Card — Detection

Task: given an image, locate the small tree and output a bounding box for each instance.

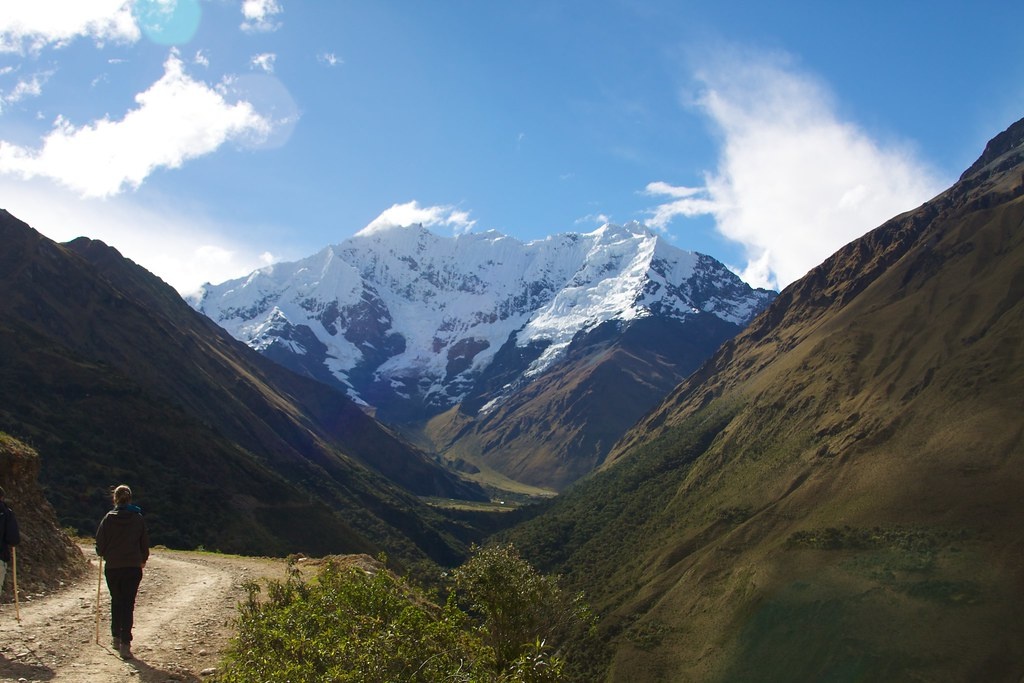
[452,543,593,674]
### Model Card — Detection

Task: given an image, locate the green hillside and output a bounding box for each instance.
[507,117,1024,681]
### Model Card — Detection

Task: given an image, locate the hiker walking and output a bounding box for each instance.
[95,485,150,660]
[0,487,20,597]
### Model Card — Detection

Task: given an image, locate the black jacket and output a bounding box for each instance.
[0,502,19,563]
[95,505,150,569]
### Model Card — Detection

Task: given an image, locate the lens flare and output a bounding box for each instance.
[134,0,202,46]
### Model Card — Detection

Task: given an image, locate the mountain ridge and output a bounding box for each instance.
[507,115,1024,681]
[193,221,774,418]
[194,220,775,490]
[0,211,488,569]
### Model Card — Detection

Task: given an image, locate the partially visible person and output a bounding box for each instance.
[95,485,149,660]
[0,486,20,596]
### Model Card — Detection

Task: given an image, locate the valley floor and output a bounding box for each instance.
[0,545,289,682]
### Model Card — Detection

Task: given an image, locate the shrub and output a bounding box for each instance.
[217,548,593,682]
[452,543,594,674]
[217,559,492,682]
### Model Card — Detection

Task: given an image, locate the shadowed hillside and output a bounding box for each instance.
[0,213,488,569]
[425,313,745,491]
[508,116,1024,681]
[0,433,87,598]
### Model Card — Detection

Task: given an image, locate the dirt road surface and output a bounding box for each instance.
[0,546,288,682]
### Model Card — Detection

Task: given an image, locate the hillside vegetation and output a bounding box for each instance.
[507,117,1024,681]
[216,544,594,682]
[0,213,492,571]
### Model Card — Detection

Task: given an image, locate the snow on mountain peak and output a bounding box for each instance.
[193,222,774,410]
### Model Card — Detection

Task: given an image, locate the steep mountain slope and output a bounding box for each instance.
[425,312,741,490]
[0,212,486,568]
[508,117,1024,681]
[194,222,774,489]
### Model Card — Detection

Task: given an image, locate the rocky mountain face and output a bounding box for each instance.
[508,116,1024,681]
[425,312,744,490]
[0,212,488,568]
[194,222,775,490]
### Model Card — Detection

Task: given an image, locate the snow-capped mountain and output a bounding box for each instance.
[192,221,775,419]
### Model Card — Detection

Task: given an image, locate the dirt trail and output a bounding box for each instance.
[0,546,288,682]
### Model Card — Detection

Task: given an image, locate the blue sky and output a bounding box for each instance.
[1,1,1022,295]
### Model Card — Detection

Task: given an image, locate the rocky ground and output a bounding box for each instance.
[0,545,288,682]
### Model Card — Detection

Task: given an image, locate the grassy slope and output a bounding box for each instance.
[508,123,1024,681]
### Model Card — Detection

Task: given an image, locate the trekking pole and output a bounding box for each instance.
[11,546,19,622]
[95,556,103,645]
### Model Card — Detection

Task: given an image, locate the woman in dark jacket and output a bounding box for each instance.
[95,484,150,660]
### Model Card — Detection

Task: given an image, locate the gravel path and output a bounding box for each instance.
[0,546,288,682]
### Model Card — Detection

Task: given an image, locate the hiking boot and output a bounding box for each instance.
[111,636,121,650]
[118,642,133,660]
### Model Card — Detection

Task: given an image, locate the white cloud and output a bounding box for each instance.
[0,0,139,53]
[1,177,287,296]
[358,200,477,236]
[0,51,272,197]
[250,52,276,74]
[643,182,718,229]
[193,49,209,67]
[9,74,44,100]
[241,0,282,33]
[1,70,51,110]
[447,209,475,235]
[317,52,341,67]
[575,212,611,226]
[645,51,945,290]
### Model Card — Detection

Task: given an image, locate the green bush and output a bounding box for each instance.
[452,543,594,673]
[217,560,488,682]
[216,547,592,682]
